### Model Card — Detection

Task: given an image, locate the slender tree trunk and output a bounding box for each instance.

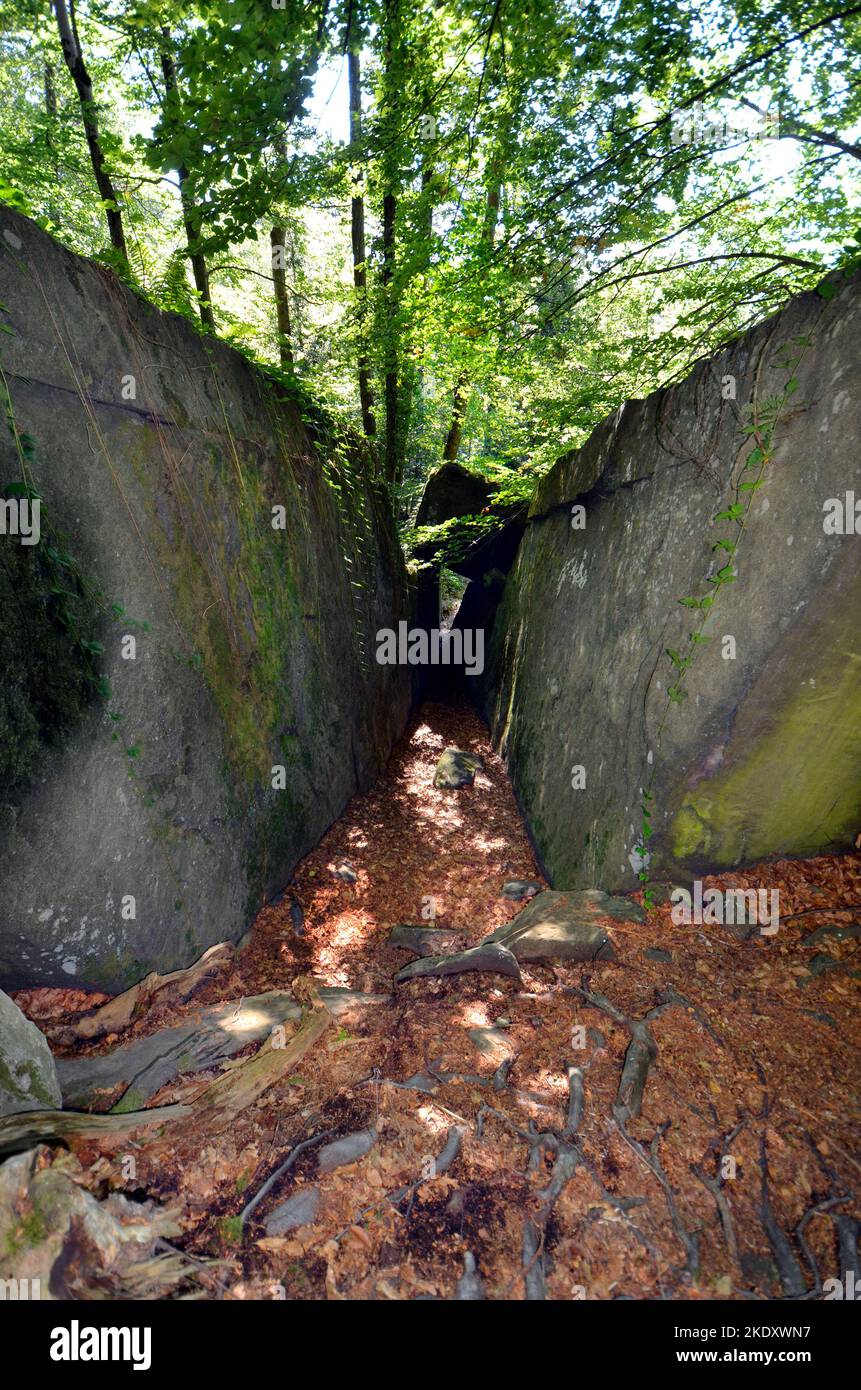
[442,371,470,462]
[382,187,399,486]
[52,0,128,263]
[269,225,294,369]
[348,48,377,441]
[265,1,332,374]
[380,0,403,489]
[269,133,294,369]
[159,30,215,332]
[43,61,61,221]
[440,176,501,465]
[44,61,57,121]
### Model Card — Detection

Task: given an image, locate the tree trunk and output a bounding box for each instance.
[269,225,294,369]
[382,187,399,487]
[159,30,215,332]
[442,371,471,462]
[43,61,61,222]
[440,176,501,465]
[348,48,377,442]
[380,0,403,489]
[52,0,128,263]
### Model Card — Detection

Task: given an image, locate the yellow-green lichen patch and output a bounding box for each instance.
[670,575,861,869]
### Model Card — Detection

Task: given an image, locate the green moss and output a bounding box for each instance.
[110,1085,146,1114]
[2,1202,47,1259]
[20,1208,47,1247]
[0,1055,55,1107]
[219,1215,244,1245]
[80,950,146,991]
[670,594,861,868]
[0,489,103,795]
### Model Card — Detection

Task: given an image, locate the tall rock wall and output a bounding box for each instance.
[0,209,410,990]
[483,271,861,891]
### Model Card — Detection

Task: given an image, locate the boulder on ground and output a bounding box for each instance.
[434,748,484,789]
[318,1127,377,1174]
[482,889,641,962]
[468,1027,515,1063]
[415,462,493,528]
[500,880,543,901]
[0,990,62,1116]
[263,1186,321,1236]
[388,925,461,957]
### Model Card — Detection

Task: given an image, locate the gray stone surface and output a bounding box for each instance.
[467,1026,515,1062]
[0,990,62,1114]
[263,1185,321,1235]
[483,890,626,962]
[388,924,461,956]
[482,271,861,888]
[415,462,492,528]
[500,880,543,900]
[317,1127,377,1173]
[0,208,410,989]
[433,748,484,789]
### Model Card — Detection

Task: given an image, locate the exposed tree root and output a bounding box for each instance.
[757,1130,807,1297]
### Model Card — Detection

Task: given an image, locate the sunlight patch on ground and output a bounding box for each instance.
[415,1105,452,1139]
[457,1002,491,1028]
[223,1006,282,1035]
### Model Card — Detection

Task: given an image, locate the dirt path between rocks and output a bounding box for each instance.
[13,699,861,1300]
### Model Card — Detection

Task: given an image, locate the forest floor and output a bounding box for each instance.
[13,698,861,1301]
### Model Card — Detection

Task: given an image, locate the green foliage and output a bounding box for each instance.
[0,0,857,521]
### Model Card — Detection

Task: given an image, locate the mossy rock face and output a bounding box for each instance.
[669,561,861,871]
[0,208,411,991]
[482,269,861,889]
[0,990,62,1115]
[0,503,101,794]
